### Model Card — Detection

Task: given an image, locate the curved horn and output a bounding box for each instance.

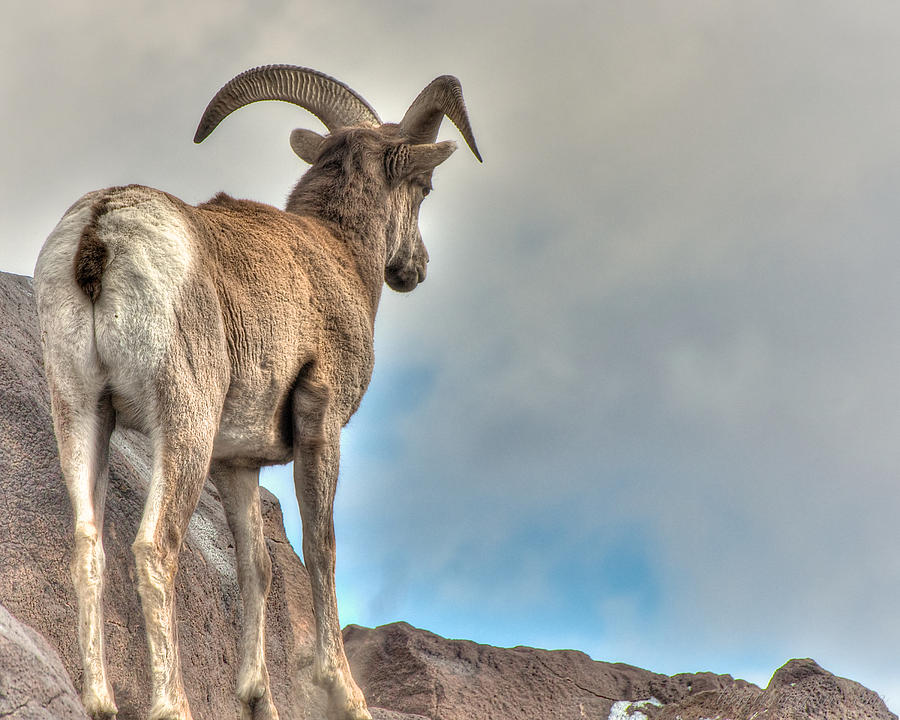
[399,75,482,162]
[194,64,381,143]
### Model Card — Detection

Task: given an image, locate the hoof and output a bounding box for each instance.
[242,692,280,720]
[238,670,279,720]
[314,661,370,720]
[148,697,193,720]
[325,678,371,720]
[87,710,118,720]
[326,704,372,720]
[83,685,117,720]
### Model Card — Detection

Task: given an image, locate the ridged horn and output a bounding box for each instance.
[399,75,482,162]
[194,64,381,143]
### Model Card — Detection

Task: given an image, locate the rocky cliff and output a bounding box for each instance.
[1,270,895,720]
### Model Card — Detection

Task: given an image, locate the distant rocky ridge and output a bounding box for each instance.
[1,269,895,720]
[343,623,896,720]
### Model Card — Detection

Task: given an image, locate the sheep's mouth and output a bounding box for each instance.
[385,263,426,293]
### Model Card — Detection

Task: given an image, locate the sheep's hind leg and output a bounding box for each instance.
[211,464,279,720]
[292,373,371,720]
[51,385,117,720]
[132,373,225,720]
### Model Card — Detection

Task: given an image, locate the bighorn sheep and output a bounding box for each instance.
[34,65,481,720]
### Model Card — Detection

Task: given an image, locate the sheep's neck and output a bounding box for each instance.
[286,175,387,317]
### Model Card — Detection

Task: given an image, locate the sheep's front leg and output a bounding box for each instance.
[211,464,279,720]
[292,375,371,720]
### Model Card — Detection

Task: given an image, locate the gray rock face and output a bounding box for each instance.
[0,271,326,719]
[0,603,88,720]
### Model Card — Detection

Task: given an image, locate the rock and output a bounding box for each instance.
[0,603,88,720]
[342,621,747,720]
[343,622,897,720]
[765,657,894,719]
[0,270,326,719]
[653,658,897,720]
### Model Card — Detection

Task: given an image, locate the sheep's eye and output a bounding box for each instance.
[422,185,432,198]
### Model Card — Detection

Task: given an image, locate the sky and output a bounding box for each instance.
[3,0,899,711]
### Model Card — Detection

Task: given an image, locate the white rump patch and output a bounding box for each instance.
[91,189,194,408]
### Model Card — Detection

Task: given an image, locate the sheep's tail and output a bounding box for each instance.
[74,197,111,302]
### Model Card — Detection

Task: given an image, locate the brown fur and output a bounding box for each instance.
[73,198,111,301]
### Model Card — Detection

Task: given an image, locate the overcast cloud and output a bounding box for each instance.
[2,0,899,710]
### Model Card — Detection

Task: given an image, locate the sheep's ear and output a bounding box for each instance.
[290,128,325,164]
[405,140,457,176]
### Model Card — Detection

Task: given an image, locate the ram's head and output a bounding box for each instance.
[194,65,481,293]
